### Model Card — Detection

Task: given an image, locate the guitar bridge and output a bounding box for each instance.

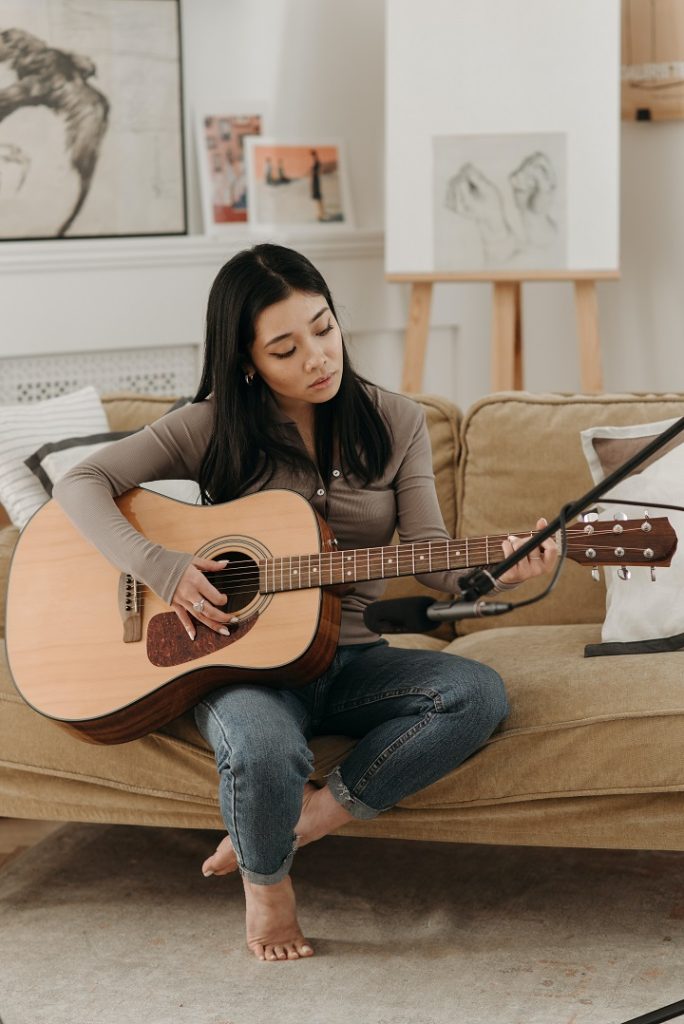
[118,573,142,642]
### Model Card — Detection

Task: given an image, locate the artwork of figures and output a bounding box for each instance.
[0,0,186,240]
[197,113,262,229]
[244,138,354,228]
[433,134,567,272]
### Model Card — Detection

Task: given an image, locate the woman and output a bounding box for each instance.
[54,244,557,963]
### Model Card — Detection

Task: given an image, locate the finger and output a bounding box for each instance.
[192,560,229,605]
[174,607,196,641]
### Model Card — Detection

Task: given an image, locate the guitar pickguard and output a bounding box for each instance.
[146,613,257,667]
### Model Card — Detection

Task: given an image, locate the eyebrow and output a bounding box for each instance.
[264,306,329,347]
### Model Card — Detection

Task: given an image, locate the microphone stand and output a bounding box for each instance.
[457,414,684,602]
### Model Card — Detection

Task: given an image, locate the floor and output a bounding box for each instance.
[1,820,683,1024]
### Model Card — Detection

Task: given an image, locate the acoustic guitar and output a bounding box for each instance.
[6,488,677,745]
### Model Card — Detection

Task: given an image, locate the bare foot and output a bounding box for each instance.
[243,875,314,961]
[201,781,352,877]
[201,832,238,877]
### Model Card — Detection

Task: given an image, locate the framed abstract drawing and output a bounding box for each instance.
[195,110,264,231]
[0,0,187,240]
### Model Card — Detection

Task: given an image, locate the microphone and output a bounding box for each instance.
[363,596,514,634]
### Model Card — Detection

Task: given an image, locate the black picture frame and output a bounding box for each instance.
[0,0,187,241]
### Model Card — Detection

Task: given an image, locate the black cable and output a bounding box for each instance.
[616,997,684,1024]
[476,496,682,615]
[499,502,571,613]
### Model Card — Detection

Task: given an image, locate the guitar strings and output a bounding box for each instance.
[124,531,658,600]
[167,527,658,588]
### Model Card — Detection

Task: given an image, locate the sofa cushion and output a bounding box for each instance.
[413,623,684,809]
[457,392,684,633]
[101,393,187,432]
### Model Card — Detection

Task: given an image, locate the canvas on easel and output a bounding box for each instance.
[386,0,621,393]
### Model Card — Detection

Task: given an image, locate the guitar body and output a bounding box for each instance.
[7,488,341,745]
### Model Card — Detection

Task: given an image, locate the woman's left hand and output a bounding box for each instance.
[498,516,558,585]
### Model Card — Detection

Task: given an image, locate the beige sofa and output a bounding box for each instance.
[1,390,683,850]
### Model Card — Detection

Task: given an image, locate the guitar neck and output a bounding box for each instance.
[260,533,518,593]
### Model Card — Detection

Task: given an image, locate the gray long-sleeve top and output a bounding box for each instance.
[53,385,464,644]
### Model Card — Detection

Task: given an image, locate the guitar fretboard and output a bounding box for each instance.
[259,536,505,593]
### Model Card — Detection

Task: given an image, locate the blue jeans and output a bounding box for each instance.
[194,641,508,885]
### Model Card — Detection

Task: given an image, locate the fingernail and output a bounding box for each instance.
[187,629,195,641]
[219,627,230,636]
[202,868,214,877]
[230,616,239,624]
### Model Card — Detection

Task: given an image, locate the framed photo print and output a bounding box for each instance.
[196,111,264,230]
[0,0,186,240]
[244,138,354,229]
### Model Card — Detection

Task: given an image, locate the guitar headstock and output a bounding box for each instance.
[567,516,677,568]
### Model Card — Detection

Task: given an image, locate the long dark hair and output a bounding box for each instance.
[193,244,392,504]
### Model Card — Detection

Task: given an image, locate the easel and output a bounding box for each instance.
[387,270,620,394]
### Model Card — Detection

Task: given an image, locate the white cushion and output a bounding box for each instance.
[580,417,684,651]
[0,387,109,529]
[25,431,202,506]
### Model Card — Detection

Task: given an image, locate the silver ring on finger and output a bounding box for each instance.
[192,598,205,613]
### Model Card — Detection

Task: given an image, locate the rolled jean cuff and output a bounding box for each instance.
[239,835,298,886]
[326,766,382,820]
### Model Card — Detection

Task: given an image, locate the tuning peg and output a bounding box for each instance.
[582,510,599,523]
[617,566,631,581]
[650,567,657,582]
[591,567,601,582]
[613,511,628,521]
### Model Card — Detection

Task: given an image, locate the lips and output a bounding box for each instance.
[309,372,335,388]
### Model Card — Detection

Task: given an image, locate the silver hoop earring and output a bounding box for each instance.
[244,372,255,386]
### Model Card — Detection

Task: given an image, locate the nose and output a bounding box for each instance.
[303,343,327,374]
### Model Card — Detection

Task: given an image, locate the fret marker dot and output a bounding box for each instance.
[313,568,318,573]
[420,555,424,560]
[293,570,298,575]
[347,570,352,576]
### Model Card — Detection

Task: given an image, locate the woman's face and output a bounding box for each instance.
[247,290,343,417]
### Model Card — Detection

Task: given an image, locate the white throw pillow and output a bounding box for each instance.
[0,387,109,529]
[580,417,684,653]
[25,431,202,506]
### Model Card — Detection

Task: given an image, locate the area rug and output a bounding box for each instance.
[0,824,683,1024]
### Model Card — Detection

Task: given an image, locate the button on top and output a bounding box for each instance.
[332,469,341,477]
[316,488,325,496]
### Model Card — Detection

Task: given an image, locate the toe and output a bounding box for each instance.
[286,944,300,960]
[297,941,314,957]
[251,943,266,962]
[274,945,288,960]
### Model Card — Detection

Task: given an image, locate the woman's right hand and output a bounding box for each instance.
[171,557,237,641]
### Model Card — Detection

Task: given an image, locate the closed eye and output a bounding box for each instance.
[317,321,334,336]
[273,347,296,359]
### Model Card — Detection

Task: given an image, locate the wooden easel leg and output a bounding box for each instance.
[492,281,523,391]
[574,280,603,393]
[401,282,433,393]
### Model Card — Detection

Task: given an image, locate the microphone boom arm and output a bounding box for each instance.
[458,414,684,601]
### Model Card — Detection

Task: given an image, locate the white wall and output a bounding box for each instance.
[1,2,684,410]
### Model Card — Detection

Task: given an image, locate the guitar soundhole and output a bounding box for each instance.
[213,550,260,612]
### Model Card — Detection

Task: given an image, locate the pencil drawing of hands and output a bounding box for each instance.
[0,27,109,236]
[445,162,519,265]
[509,151,558,248]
